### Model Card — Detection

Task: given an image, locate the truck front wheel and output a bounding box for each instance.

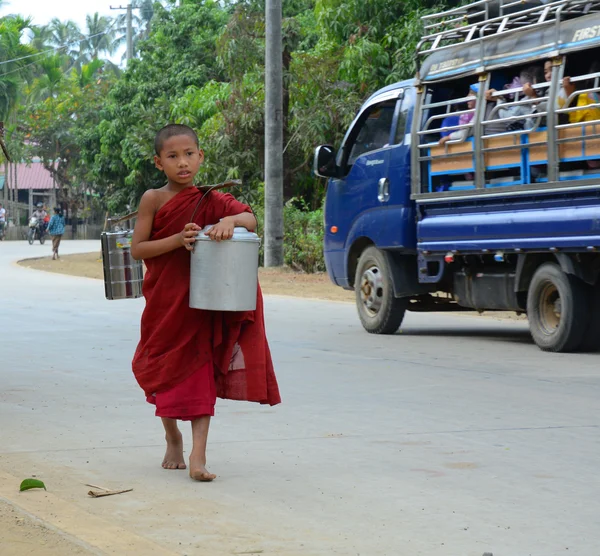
[527,263,589,352]
[355,247,407,335]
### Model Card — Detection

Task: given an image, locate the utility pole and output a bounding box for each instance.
[264,0,284,267]
[110,3,136,64]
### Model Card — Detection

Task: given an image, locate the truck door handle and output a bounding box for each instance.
[378,178,390,203]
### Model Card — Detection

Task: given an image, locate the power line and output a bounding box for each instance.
[0,57,45,78]
[0,21,120,69]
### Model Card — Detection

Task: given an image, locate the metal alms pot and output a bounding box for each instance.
[101,227,144,300]
[189,225,261,312]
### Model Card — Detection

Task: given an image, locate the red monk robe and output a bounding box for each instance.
[132,187,281,419]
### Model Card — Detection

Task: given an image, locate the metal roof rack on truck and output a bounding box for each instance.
[417,0,600,59]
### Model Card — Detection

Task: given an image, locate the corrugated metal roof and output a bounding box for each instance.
[5,163,56,190]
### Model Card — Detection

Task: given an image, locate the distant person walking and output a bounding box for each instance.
[47,207,65,260]
[0,202,6,239]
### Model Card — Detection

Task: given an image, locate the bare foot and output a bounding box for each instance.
[162,432,186,470]
[189,450,216,482]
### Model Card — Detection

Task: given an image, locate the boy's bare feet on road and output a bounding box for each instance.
[189,449,216,481]
[162,432,186,470]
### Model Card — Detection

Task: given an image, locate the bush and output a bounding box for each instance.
[249,189,325,273]
[282,201,325,273]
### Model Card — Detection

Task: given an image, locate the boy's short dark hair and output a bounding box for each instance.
[154,124,199,155]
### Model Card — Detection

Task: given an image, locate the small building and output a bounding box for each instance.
[1,160,103,240]
[1,160,57,226]
[14,160,57,211]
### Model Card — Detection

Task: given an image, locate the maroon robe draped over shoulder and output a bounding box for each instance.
[132,187,281,412]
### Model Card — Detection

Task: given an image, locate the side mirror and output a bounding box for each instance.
[313,145,338,178]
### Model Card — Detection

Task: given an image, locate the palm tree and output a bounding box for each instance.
[72,58,105,89]
[28,24,53,52]
[0,15,36,119]
[80,13,117,61]
[47,18,82,62]
[27,55,66,101]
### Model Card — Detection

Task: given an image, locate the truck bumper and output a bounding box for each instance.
[324,249,349,288]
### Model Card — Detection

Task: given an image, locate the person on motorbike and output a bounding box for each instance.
[32,203,48,235]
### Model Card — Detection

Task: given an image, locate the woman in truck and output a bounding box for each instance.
[523,59,600,125]
[524,59,600,170]
[485,66,544,132]
[560,61,600,124]
[438,83,478,146]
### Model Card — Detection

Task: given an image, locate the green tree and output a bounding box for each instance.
[28,24,53,52]
[80,13,117,61]
[84,0,229,209]
[47,18,82,63]
[0,15,36,120]
[27,54,66,101]
[20,60,112,220]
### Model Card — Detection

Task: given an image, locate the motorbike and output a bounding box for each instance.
[27,217,46,245]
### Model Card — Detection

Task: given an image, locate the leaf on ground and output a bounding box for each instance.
[19,479,46,492]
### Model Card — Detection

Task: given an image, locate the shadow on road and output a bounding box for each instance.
[397,326,534,345]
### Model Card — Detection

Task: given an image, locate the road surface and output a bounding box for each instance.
[1,240,599,555]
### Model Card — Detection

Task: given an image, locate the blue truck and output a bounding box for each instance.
[314,0,600,352]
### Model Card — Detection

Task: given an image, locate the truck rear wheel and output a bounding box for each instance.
[355,247,407,335]
[527,263,589,352]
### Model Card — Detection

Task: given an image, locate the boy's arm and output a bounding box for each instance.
[131,191,200,260]
[229,211,257,231]
[205,211,257,241]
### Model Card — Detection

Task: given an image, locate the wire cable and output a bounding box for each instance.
[0,18,121,68]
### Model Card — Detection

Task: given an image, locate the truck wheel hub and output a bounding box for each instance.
[360,266,384,315]
[539,282,561,333]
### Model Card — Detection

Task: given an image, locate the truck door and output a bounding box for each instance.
[385,87,416,249]
[326,95,399,263]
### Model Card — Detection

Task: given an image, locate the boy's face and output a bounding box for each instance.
[154,134,204,186]
[544,61,552,83]
[467,91,476,109]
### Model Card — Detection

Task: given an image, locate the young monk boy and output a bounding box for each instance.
[131,124,281,482]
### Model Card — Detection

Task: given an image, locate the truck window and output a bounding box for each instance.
[394,88,415,145]
[346,100,396,166]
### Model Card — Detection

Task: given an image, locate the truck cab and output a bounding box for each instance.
[317,83,416,288]
[314,0,600,352]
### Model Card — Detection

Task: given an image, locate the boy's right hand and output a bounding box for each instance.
[485,88,497,102]
[523,82,536,98]
[179,223,201,251]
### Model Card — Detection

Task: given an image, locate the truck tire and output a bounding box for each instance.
[580,284,600,352]
[355,246,407,335]
[527,263,589,352]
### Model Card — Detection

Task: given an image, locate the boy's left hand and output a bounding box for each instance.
[205,217,235,242]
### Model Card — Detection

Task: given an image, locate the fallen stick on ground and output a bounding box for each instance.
[85,484,133,498]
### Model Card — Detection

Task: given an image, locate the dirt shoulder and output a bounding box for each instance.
[18,252,355,303]
[0,500,92,556]
[18,252,526,321]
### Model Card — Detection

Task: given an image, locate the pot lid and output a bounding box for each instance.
[195,225,261,242]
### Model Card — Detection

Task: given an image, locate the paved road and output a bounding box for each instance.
[1,240,599,556]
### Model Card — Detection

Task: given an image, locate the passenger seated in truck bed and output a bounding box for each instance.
[439,84,478,146]
[561,61,600,124]
[485,66,544,132]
